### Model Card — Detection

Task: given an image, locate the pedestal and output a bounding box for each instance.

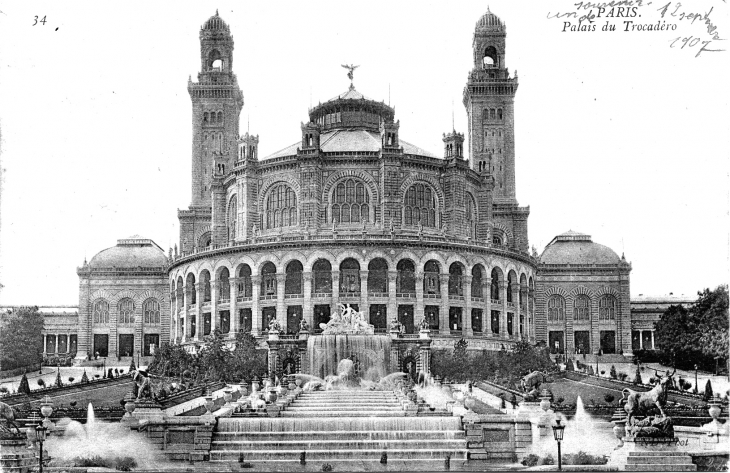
[609,437,696,471]
[0,434,36,473]
[131,399,165,423]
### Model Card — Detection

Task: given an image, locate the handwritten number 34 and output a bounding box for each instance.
[33,16,47,26]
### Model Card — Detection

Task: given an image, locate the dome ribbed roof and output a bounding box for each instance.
[88,236,167,269]
[203,11,229,31]
[540,231,621,265]
[476,7,505,30]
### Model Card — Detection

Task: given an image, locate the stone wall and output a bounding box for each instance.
[463,415,532,461]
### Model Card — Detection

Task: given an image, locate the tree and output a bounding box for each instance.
[0,307,44,372]
[703,379,714,401]
[129,358,136,372]
[655,286,729,371]
[55,370,63,388]
[18,373,30,395]
[633,365,643,385]
[610,365,617,379]
[230,331,268,382]
[454,339,469,363]
[81,370,89,383]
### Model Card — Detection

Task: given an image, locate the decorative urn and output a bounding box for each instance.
[539,389,552,412]
[204,396,215,414]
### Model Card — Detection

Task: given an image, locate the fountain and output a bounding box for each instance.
[307,304,391,382]
[47,403,167,469]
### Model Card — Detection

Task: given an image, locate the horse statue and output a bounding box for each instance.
[0,402,21,435]
[131,369,153,401]
[521,371,554,393]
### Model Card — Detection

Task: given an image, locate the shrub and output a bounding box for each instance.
[73,455,113,468]
[566,359,575,371]
[129,359,136,372]
[0,386,9,394]
[542,454,555,465]
[604,393,615,404]
[114,456,137,471]
[587,365,594,375]
[521,454,540,467]
[555,396,565,406]
[610,365,617,379]
[37,379,45,388]
[564,451,609,465]
[322,463,333,472]
[81,371,89,383]
[649,377,656,384]
[94,374,101,379]
[618,373,628,381]
[68,377,75,383]
[600,370,606,376]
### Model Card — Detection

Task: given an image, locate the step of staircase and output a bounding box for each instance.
[624,452,697,472]
[281,410,407,417]
[209,448,469,462]
[214,430,465,441]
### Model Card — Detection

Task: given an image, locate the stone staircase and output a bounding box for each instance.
[625,451,697,471]
[209,390,468,464]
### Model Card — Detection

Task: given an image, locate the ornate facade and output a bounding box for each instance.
[63,9,640,362]
[168,11,537,354]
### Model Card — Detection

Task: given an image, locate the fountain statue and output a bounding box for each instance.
[319,303,374,334]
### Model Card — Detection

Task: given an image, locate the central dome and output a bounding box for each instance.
[539,231,620,265]
[308,86,395,133]
[476,7,505,30]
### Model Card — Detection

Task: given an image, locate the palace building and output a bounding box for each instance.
[52,9,656,364]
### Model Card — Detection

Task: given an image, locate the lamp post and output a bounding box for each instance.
[35,424,47,473]
[694,364,698,394]
[552,418,565,471]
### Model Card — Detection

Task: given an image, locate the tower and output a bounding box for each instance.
[463,8,518,205]
[187,11,244,209]
[180,12,244,254]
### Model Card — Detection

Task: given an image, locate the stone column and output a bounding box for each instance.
[182,285,190,343]
[439,273,449,335]
[134,301,143,359]
[464,275,473,336]
[302,272,313,329]
[170,291,177,344]
[251,275,262,334]
[230,277,239,334]
[528,287,535,341]
[210,281,219,334]
[500,281,508,339]
[415,273,425,327]
[195,283,204,341]
[387,270,398,327]
[639,330,643,350]
[43,334,47,355]
[484,278,492,336]
[331,271,340,316]
[276,274,286,331]
[359,270,369,320]
[419,338,432,374]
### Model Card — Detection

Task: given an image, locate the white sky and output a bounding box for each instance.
[0,1,728,305]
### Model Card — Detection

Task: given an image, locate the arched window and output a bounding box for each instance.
[143,299,160,325]
[507,273,514,303]
[448,263,464,296]
[93,300,109,324]
[368,258,388,293]
[265,184,297,229]
[118,298,135,324]
[599,295,617,320]
[261,262,277,296]
[218,268,230,302]
[200,271,212,302]
[340,258,361,294]
[547,295,565,322]
[492,235,502,246]
[471,265,484,298]
[332,179,370,224]
[396,259,415,294]
[237,264,252,298]
[465,194,477,238]
[217,111,223,123]
[424,260,440,295]
[403,184,437,227]
[313,259,332,294]
[227,195,237,240]
[490,268,501,300]
[574,295,590,321]
[285,260,303,295]
[483,46,498,68]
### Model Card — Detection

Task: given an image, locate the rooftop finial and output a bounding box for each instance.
[341,64,360,89]
[215,9,219,16]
